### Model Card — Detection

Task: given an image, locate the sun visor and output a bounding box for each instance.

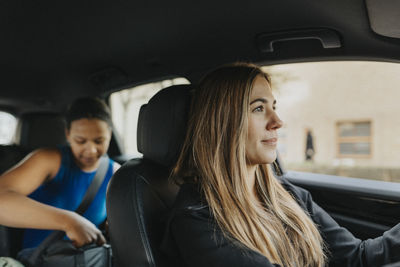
[366,0,400,38]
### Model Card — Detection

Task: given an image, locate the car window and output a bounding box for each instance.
[110,78,190,157]
[0,111,17,145]
[263,61,400,183]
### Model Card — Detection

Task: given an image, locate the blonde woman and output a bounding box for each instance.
[161,63,400,266]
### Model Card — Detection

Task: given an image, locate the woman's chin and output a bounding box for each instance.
[262,151,277,164]
[248,155,277,166]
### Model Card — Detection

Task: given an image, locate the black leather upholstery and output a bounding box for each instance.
[0,144,26,176]
[107,84,192,267]
[15,112,67,151]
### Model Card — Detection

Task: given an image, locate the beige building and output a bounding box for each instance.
[264,61,400,178]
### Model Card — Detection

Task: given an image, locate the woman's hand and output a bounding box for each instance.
[63,211,106,247]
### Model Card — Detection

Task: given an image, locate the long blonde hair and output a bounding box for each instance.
[173,63,326,267]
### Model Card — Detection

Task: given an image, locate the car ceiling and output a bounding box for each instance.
[1,0,400,114]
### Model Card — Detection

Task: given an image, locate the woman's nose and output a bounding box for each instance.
[267,112,283,130]
[85,142,97,154]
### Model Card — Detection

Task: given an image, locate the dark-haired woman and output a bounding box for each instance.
[0,97,119,252]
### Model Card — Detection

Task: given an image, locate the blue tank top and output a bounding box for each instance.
[22,145,114,249]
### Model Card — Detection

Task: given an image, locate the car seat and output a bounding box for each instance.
[15,112,67,151]
[106,84,192,267]
[0,112,66,175]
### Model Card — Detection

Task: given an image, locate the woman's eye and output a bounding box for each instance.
[75,140,85,144]
[253,106,264,112]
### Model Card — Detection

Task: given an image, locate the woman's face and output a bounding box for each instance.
[66,118,111,171]
[246,75,283,166]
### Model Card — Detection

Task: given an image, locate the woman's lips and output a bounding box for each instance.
[81,157,97,164]
[261,138,278,146]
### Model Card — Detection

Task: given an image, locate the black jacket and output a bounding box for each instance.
[161,178,400,267]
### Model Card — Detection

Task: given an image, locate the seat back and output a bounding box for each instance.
[15,112,67,151]
[0,144,26,176]
[107,84,192,267]
[0,112,67,175]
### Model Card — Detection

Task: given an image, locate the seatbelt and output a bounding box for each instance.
[26,156,110,265]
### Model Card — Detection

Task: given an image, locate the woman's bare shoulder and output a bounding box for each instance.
[0,148,63,195]
[26,148,61,163]
[18,148,62,178]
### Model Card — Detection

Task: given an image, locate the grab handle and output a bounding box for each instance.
[257,28,341,53]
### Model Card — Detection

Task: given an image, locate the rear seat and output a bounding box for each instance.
[15,112,67,152]
[0,112,66,257]
[0,145,26,176]
[0,112,66,175]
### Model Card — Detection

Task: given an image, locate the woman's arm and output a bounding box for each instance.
[0,149,105,247]
[285,181,400,266]
[0,149,62,228]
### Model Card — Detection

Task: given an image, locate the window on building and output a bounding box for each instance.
[0,111,17,145]
[337,121,372,157]
[110,77,190,158]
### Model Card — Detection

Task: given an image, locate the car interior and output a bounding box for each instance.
[1,0,400,266]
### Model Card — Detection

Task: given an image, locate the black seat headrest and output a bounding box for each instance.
[137,84,192,166]
[15,112,67,151]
